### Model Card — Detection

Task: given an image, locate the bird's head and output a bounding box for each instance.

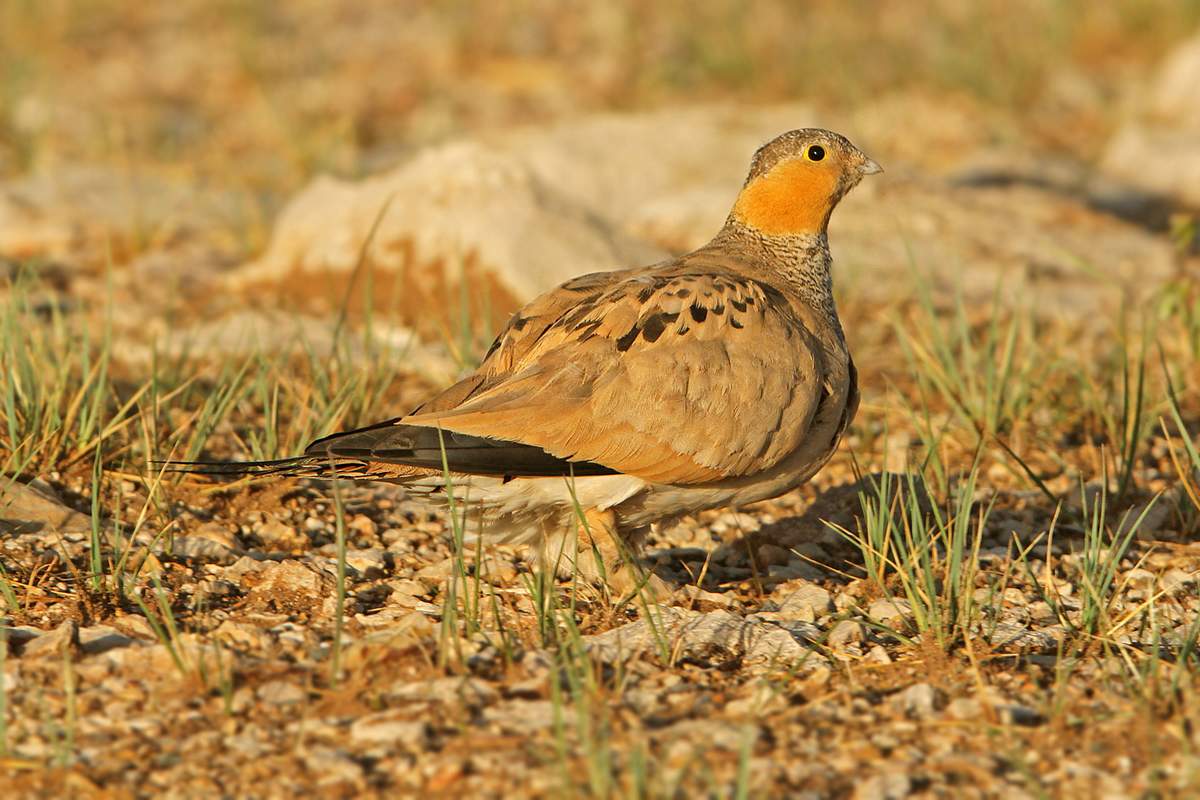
[731,128,881,237]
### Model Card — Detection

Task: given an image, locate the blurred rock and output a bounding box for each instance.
[776,582,833,620]
[0,166,237,272]
[345,548,388,580]
[827,619,865,648]
[501,105,1177,317]
[245,560,328,615]
[892,682,944,719]
[213,620,274,654]
[492,105,820,250]
[22,619,79,659]
[257,679,307,706]
[229,140,662,313]
[230,104,1174,329]
[172,526,241,565]
[1101,32,1200,208]
[867,598,912,626]
[0,479,91,536]
[78,625,138,656]
[482,700,556,733]
[256,518,311,553]
[853,771,912,800]
[349,713,430,747]
[118,310,459,387]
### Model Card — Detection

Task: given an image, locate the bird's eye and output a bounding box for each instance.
[807,145,825,161]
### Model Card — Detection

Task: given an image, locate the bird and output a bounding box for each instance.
[170,128,881,596]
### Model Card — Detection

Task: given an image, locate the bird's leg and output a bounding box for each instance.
[535,510,612,582]
[574,509,666,599]
[536,509,666,599]
[572,508,623,585]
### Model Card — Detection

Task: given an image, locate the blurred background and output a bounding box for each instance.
[1,0,1199,339]
[3,1,1199,211]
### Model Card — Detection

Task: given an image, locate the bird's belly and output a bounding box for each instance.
[414,472,648,543]
[614,441,837,528]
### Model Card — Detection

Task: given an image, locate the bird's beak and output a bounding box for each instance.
[859,157,883,176]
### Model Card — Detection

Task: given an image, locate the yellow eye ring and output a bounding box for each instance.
[807,145,825,161]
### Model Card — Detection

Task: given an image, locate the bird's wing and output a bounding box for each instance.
[363,256,852,485]
[298,268,642,479]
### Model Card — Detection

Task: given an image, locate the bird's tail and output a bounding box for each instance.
[153,455,381,481]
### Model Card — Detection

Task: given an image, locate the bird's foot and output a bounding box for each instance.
[538,509,668,602]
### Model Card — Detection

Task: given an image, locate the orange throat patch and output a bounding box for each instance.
[733,159,838,236]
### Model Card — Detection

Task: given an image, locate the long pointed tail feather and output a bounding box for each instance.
[155,419,619,484]
[153,456,376,480]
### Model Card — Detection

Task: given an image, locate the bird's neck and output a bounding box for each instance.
[711,221,841,333]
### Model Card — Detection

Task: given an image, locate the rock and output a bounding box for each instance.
[345,548,388,580]
[2,626,42,646]
[194,578,239,604]
[990,623,1062,654]
[659,719,753,754]
[1161,568,1195,596]
[502,106,1176,318]
[996,703,1044,727]
[1117,498,1173,540]
[415,559,455,585]
[228,140,661,315]
[223,555,268,582]
[214,620,274,653]
[303,746,365,788]
[340,615,438,669]
[852,771,912,800]
[482,700,556,733]
[827,619,865,648]
[227,103,1175,331]
[0,166,235,272]
[776,582,833,622]
[766,560,824,581]
[0,479,91,536]
[755,544,793,567]
[135,551,165,578]
[674,585,735,608]
[863,644,892,665]
[725,682,786,717]
[586,609,825,669]
[257,680,307,705]
[867,598,912,627]
[0,664,18,693]
[246,560,327,614]
[493,105,819,251]
[1101,32,1200,208]
[385,579,428,608]
[384,675,498,707]
[945,696,984,721]
[110,613,158,640]
[892,682,943,719]
[256,518,309,552]
[475,556,518,585]
[192,521,240,549]
[21,619,79,658]
[105,637,203,675]
[349,713,430,747]
[172,531,240,565]
[1027,601,1057,624]
[1122,568,1156,590]
[78,625,137,656]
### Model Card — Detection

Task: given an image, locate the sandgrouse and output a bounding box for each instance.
[175,129,881,594]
